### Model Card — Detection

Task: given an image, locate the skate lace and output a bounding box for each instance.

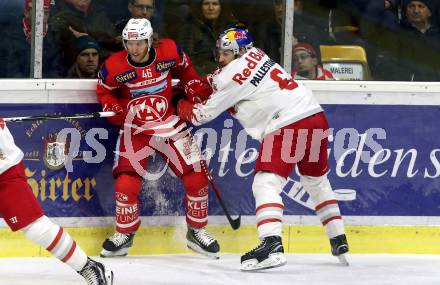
[80,263,101,285]
[109,232,130,247]
[249,239,267,254]
[194,228,215,246]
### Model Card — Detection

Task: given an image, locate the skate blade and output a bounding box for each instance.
[187,241,219,259]
[241,253,287,271]
[337,253,349,266]
[100,248,129,258]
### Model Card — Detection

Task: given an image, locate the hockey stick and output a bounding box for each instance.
[199,158,241,230]
[185,126,241,230]
[4,111,117,122]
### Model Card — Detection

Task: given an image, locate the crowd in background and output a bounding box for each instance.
[0,0,438,81]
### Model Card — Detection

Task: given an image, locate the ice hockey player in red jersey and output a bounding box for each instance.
[176,27,349,270]
[0,118,113,285]
[96,18,220,258]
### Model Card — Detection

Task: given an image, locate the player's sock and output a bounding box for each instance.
[300,174,345,238]
[253,172,285,239]
[22,215,87,271]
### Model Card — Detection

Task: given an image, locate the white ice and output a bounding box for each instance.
[0,254,439,285]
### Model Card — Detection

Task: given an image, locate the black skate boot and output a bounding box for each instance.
[100,232,135,257]
[78,257,113,285]
[186,227,220,259]
[241,235,286,271]
[330,234,349,266]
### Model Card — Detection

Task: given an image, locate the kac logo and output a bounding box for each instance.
[127,95,168,122]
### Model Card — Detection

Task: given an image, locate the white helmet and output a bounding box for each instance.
[122,18,154,49]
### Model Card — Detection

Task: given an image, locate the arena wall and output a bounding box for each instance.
[1,79,440,256]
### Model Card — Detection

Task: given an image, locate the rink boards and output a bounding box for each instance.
[1,79,440,256]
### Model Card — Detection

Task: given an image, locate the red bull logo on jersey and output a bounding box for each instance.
[115,69,137,83]
[232,49,265,85]
[127,95,168,122]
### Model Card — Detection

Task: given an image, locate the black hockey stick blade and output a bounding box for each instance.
[228,214,241,230]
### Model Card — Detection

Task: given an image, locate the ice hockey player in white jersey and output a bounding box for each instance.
[176,27,349,270]
[0,118,113,284]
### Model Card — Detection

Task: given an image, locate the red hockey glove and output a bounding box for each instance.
[103,103,126,126]
[177,99,195,123]
[184,78,213,103]
[0,117,4,129]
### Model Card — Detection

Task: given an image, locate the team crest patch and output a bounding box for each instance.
[115,69,137,83]
[155,59,176,73]
[43,133,70,170]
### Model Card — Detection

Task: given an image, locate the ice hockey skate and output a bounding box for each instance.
[100,232,135,257]
[330,234,349,266]
[78,257,113,285]
[241,235,287,271]
[186,227,220,259]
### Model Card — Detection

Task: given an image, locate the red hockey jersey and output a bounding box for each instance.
[97,38,200,136]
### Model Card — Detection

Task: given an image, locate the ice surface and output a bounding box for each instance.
[0,254,439,285]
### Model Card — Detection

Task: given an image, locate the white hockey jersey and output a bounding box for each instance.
[192,47,323,141]
[0,122,24,175]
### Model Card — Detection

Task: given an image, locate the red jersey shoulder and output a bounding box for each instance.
[99,50,138,86]
[156,38,180,57]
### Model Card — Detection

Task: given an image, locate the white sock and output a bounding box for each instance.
[253,171,285,239]
[22,216,88,271]
[301,175,345,238]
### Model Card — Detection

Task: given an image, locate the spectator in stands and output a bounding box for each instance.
[179,0,236,75]
[113,0,159,50]
[360,0,400,81]
[4,0,63,78]
[401,0,439,35]
[398,0,440,81]
[66,35,100,78]
[292,42,334,80]
[50,0,117,66]
[115,0,155,33]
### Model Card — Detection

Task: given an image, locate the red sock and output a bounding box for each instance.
[114,173,142,233]
[182,171,209,228]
